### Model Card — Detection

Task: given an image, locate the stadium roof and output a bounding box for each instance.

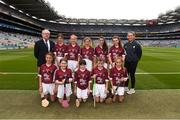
[158,6,180,24]
[1,0,62,20]
[1,0,180,26]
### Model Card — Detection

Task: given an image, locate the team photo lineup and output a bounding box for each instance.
[1,0,180,119]
[35,29,142,108]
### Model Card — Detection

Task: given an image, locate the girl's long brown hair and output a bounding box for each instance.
[112,35,123,48]
[99,36,108,51]
[45,52,55,64]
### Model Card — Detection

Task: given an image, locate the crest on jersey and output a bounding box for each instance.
[97,77,103,83]
[43,73,50,81]
[80,79,86,85]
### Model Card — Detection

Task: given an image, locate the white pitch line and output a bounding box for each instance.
[0,72,36,75]
[1,72,180,75]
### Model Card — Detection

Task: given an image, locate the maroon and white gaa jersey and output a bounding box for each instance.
[54,43,67,57]
[94,45,108,62]
[109,45,125,62]
[80,47,94,61]
[54,68,72,83]
[74,69,91,90]
[66,44,81,61]
[39,64,57,84]
[109,67,128,87]
[92,67,108,84]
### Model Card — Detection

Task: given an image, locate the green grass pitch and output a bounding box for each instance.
[0,47,180,119]
[0,90,180,119]
[0,47,180,90]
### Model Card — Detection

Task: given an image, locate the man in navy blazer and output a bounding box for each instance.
[34,29,55,71]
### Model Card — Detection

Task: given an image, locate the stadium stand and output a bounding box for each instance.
[0,30,40,49]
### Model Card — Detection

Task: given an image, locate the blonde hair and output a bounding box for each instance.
[70,34,77,39]
[82,37,93,47]
[115,56,124,69]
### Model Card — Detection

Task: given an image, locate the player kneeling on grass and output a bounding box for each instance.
[38,52,57,107]
[54,58,73,105]
[74,60,92,107]
[92,58,109,103]
[109,57,128,103]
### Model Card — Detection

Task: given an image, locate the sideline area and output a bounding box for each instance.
[0,89,179,119]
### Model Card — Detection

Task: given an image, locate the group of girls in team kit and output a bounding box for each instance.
[38,33,129,108]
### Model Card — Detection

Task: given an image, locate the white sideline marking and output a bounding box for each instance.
[0,72,36,75]
[0,72,180,75]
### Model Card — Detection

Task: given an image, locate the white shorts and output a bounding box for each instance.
[103,63,108,69]
[42,83,55,95]
[68,60,78,72]
[57,83,72,99]
[113,86,125,96]
[84,59,92,72]
[93,84,106,99]
[55,57,63,67]
[77,87,88,100]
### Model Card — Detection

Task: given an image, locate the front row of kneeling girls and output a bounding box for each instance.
[38,52,128,107]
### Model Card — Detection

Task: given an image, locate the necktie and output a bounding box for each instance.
[45,41,49,52]
[45,41,48,48]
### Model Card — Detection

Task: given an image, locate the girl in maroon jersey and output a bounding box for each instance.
[54,58,73,105]
[66,34,81,72]
[109,57,128,103]
[94,36,109,69]
[54,33,67,66]
[92,58,109,103]
[80,37,94,72]
[38,52,57,103]
[108,36,125,69]
[74,59,92,107]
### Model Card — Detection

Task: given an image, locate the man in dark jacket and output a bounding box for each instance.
[34,29,55,72]
[124,31,142,94]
